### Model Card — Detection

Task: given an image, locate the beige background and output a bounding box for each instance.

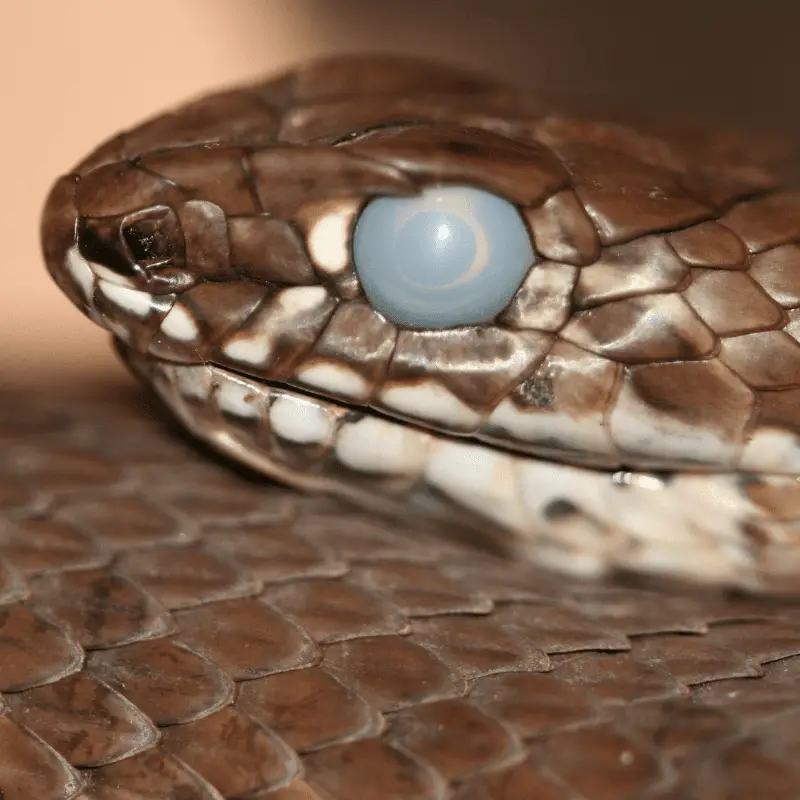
[3,1,798,389]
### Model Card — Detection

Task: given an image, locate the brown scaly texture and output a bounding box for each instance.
[28,55,800,796]
[2,386,800,799]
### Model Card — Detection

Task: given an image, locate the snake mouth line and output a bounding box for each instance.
[137,348,681,489]
[128,346,791,595]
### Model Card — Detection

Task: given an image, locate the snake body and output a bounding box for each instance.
[42,55,800,593]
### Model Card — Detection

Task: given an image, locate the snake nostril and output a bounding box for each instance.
[75,205,187,292]
[120,205,183,269]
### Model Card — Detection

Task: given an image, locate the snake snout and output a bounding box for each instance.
[41,174,86,314]
[41,172,194,347]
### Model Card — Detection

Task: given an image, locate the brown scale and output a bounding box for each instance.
[609,360,755,469]
[560,293,717,364]
[214,287,339,382]
[292,299,398,402]
[572,236,690,308]
[750,244,800,306]
[499,260,579,332]
[719,191,800,253]
[140,147,261,217]
[148,281,268,362]
[523,189,601,266]
[541,140,716,244]
[483,340,621,466]
[343,123,569,206]
[667,220,750,268]
[280,93,529,145]
[720,330,800,389]
[246,147,416,218]
[228,215,317,285]
[682,268,785,336]
[379,327,553,430]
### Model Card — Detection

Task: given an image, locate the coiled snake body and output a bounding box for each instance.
[42,55,800,594]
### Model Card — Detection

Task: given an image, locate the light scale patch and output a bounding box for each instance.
[740,428,800,473]
[530,530,613,579]
[97,280,156,317]
[223,334,270,366]
[424,440,527,530]
[160,304,200,343]
[379,381,482,430]
[335,415,429,476]
[222,285,332,366]
[486,397,617,461]
[103,319,134,344]
[215,373,264,419]
[516,459,759,586]
[615,536,751,586]
[609,384,741,468]
[304,200,360,275]
[517,460,611,527]
[605,478,714,548]
[667,474,757,541]
[269,393,338,445]
[65,246,95,301]
[173,364,214,402]
[294,361,370,401]
[515,457,628,579]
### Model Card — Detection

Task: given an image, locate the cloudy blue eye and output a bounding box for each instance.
[352,185,535,328]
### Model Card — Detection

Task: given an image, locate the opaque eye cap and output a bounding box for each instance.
[353,185,535,328]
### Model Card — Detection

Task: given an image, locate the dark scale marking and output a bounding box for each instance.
[517,375,555,407]
[444,140,484,157]
[543,499,580,519]
[78,217,134,276]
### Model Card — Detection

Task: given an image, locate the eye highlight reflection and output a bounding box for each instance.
[353,185,535,328]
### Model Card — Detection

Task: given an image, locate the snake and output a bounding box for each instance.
[41,54,800,595]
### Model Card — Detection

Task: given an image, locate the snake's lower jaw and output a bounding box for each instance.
[116,345,800,597]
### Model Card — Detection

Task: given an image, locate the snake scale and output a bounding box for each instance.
[42,54,800,596]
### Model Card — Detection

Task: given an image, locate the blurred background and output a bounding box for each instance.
[3,0,799,389]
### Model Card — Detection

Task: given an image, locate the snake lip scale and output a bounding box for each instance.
[41,54,800,594]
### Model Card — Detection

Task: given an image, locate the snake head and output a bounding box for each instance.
[41,54,800,478]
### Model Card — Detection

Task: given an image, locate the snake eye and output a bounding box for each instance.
[352,185,534,328]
